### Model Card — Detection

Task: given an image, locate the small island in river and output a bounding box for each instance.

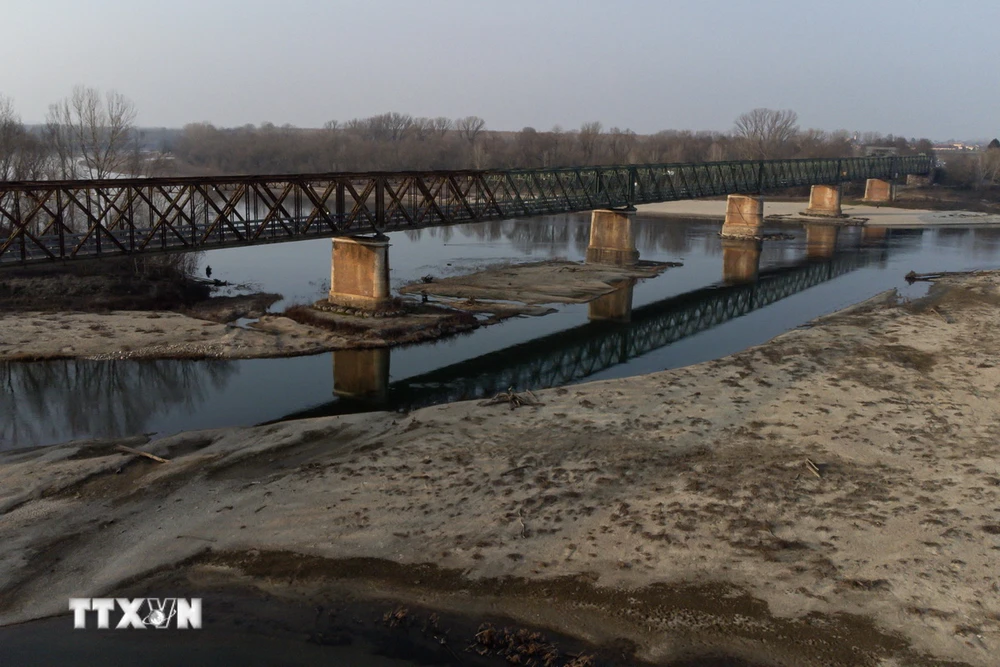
[0,257,675,361]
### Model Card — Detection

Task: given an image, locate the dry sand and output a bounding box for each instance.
[638,199,1000,227]
[399,260,675,304]
[2,272,999,665]
[0,260,674,362]
[0,309,349,361]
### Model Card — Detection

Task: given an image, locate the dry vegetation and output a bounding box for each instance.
[165,109,936,175]
[0,253,211,313]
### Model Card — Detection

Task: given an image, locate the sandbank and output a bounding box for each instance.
[2,272,998,665]
[638,199,1000,227]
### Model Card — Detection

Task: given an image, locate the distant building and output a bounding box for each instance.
[932,142,980,153]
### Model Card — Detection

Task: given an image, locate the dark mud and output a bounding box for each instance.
[94,550,956,667]
[0,258,210,312]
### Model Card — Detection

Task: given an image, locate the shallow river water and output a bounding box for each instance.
[4,215,1000,450]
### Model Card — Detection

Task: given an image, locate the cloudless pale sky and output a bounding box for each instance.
[2,0,996,140]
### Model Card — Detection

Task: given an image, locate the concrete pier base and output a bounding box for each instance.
[328,236,391,310]
[586,210,639,266]
[863,179,895,204]
[588,280,635,322]
[721,195,763,238]
[803,185,844,218]
[333,348,390,401]
[806,225,840,259]
[721,238,762,284]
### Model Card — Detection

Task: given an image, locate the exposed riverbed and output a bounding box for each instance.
[3,272,999,666]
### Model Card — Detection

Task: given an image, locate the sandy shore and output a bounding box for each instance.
[0,309,363,361]
[2,272,999,665]
[638,199,1000,227]
[0,260,671,362]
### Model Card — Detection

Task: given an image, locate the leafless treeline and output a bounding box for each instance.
[166,108,936,176]
[1,87,157,183]
[0,89,939,184]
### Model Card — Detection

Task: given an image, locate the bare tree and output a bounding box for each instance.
[0,95,22,180]
[607,127,636,163]
[45,86,141,179]
[706,141,727,162]
[382,112,413,142]
[977,147,1000,189]
[578,121,603,164]
[456,116,486,145]
[733,108,799,160]
[430,116,453,137]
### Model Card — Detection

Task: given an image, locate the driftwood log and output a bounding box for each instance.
[905,269,986,283]
[114,444,169,463]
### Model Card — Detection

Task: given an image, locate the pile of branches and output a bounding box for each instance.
[471,623,594,666]
[479,387,544,410]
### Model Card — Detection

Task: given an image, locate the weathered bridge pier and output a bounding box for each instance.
[721,178,895,240]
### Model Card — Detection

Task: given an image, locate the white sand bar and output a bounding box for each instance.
[638,199,1000,227]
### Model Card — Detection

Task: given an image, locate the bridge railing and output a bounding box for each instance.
[0,155,931,264]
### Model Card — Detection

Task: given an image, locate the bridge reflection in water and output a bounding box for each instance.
[285,235,888,421]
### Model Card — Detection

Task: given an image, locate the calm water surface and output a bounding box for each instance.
[4,216,1000,450]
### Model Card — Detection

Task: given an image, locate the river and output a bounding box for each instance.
[3,215,1000,450]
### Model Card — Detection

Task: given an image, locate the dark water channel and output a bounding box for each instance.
[4,215,1000,450]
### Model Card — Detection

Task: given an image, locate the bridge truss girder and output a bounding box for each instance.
[0,156,930,265]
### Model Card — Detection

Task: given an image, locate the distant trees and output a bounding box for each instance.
[733,108,800,160]
[0,95,24,180]
[578,121,602,164]
[0,95,18,179]
[0,95,47,181]
[607,127,637,163]
[0,91,949,186]
[162,108,944,177]
[45,86,141,179]
[456,115,486,145]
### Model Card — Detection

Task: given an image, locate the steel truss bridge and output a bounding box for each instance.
[0,156,929,265]
[281,247,884,421]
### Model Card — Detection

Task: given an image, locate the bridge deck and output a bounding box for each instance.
[0,156,930,265]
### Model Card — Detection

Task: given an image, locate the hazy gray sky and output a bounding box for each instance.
[2,0,996,139]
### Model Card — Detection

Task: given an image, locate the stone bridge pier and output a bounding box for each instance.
[803,185,844,218]
[588,280,635,322]
[333,348,390,402]
[721,238,762,284]
[328,236,392,310]
[863,178,895,203]
[586,209,639,266]
[721,195,764,238]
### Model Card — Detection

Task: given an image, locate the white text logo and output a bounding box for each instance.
[69,598,202,629]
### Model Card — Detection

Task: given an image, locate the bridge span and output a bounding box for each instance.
[0,156,929,269]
